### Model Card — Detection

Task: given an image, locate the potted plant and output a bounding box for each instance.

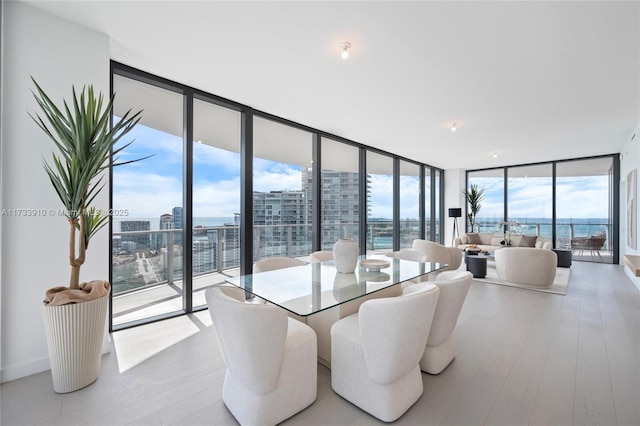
[462,184,485,233]
[30,77,145,393]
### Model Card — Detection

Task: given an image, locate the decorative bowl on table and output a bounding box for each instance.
[359,259,390,271]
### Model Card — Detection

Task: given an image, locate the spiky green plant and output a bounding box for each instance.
[30,77,146,290]
[462,184,486,233]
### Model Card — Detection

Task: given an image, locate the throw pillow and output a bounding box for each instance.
[519,235,537,247]
[466,233,481,244]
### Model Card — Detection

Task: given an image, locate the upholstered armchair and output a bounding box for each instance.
[419,270,472,374]
[412,239,463,275]
[330,283,440,422]
[205,285,317,426]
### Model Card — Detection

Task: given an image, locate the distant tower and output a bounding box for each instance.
[158,213,173,250]
[172,206,183,246]
[120,220,151,250]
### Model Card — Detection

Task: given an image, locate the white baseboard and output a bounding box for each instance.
[0,356,50,384]
[1,331,110,384]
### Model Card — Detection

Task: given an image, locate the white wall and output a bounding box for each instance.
[620,120,640,289]
[444,169,466,247]
[0,2,109,382]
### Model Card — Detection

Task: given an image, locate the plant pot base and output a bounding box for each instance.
[42,289,109,393]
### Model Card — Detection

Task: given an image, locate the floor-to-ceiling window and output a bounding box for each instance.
[111,74,185,328]
[191,97,241,308]
[467,169,504,233]
[435,169,444,242]
[399,160,421,248]
[424,167,433,240]
[366,152,394,253]
[320,138,360,250]
[466,155,618,264]
[110,63,444,330]
[556,157,615,263]
[252,116,314,262]
[507,164,552,238]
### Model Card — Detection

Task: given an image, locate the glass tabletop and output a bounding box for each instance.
[225,255,448,316]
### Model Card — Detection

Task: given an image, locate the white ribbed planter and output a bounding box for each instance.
[42,291,109,393]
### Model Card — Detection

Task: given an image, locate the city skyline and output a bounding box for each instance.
[114,120,611,222]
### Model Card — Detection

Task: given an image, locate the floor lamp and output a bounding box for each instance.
[449,208,462,247]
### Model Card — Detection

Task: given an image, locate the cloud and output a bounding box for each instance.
[253,159,303,192]
[193,144,241,174]
[470,175,609,219]
[113,170,182,217]
[193,178,241,217]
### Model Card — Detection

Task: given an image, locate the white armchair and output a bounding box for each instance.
[412,239,463,275]
[205,285,317,426]
[330,283,440,422]
[418,270,472,374]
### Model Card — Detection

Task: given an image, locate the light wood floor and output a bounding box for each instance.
[2,261,638,426]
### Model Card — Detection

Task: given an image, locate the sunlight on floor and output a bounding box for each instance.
[112,311,212,373]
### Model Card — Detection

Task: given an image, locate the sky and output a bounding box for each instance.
[470,174,610,220]
[113,121,610,224]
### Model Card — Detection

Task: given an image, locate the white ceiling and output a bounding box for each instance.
[23,0,640,170]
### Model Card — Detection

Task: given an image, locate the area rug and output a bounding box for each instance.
[473,263,571,295]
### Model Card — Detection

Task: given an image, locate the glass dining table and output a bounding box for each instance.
[225,255,448,317]
[225,255,448,367]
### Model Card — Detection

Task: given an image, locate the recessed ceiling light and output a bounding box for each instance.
[339,42,351,59]
[493,152,498,158]
[451,122,457,132]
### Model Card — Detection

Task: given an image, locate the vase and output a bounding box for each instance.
[333,238,359,273]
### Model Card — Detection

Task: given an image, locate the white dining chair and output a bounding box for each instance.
[412,239,463,278]
[330,282,440,422]
[386,249,430,287]
[309,250,333,263]
[419,270,472,374]
[386,249,428,263]
[205,285,317,426]
[254,256,305,273]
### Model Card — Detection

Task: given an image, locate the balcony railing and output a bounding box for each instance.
[112,221,432,296]
[475,220,612,251]
[114,219,611,296]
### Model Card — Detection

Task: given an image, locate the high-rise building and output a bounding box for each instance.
[172,206,183,246]
[158,213,175,250]
[250,168,362,256]
[302,167,362,246]
[120,221,151,250]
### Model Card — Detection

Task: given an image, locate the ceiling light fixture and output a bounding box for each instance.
[339,42,351,59]
[493,152,498,158]
[451,122,457,132]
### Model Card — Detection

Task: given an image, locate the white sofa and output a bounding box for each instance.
[454,232,552,254]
